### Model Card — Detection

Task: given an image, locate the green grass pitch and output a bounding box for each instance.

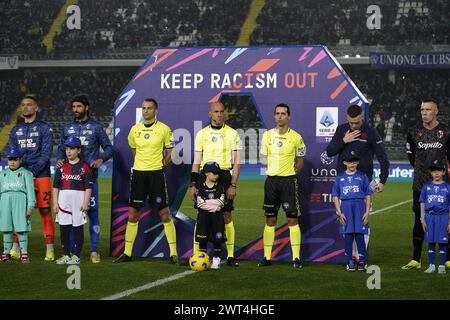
[1,179,448,300]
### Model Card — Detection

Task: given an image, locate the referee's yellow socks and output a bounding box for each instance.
[263,225,275,260]
[289,224,301,260]
[163,219,177,257]
[193,223,200,254]
[225,221,235,258]
[124,221,138,256]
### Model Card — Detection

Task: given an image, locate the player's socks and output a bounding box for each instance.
[344,234,355,262]
[17,232,28,253]
[3,232,13,254]
[289,224,301,260]
[438,243,446,266]
[72,226,84,258]
[263,225,275,260]
[60,225,72,257]
[428,243,436,265]
[124,221,138,256]
[41,212,55,244]
[225,221,235,258]
[163,219,177,257]
[199,241,207,252]
[46,244,54,252]
[413,236,423,262]
[87,208,100,252]
[12,232,19,251]
[193,224,200,254]
[213,243,221,258]
[355,234,367,263]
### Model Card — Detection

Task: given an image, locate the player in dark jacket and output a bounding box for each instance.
[8,95,55,261]
[326,104,390,262]
[402,99,450,270]
[56,94,113,263]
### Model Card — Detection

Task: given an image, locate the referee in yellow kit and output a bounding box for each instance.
[190,101,242,267]
[114,98,178,263]
[258,103,306,268]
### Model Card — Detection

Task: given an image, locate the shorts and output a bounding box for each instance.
[129,169,169,210]
[340,199,369,235]
[200,169,234,212]
[0,192,31,232]
[195,210,226,245]
[425,213,449,244]
[263,175,300,218]
[56,190,87,227]
[34,177,51,209]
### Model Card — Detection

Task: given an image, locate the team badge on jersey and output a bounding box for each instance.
[212,136,218,143]
[277,141,283,147]
[155,196,162,203]
[144,133,150,139]
[437,130,444,139]
[283,202,290,209]
[208,193,215,199]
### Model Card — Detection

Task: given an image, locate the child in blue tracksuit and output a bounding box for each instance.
[420,159,450,274]
[332,150,373,272]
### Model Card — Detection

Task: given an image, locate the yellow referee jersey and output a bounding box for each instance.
[128,120,174,171]
[261,128,306,176]
[194,124,242,170]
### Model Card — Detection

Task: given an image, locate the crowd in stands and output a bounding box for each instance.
[1,66,448,160]
[250,0,449,47]
[0,0,63,57]
[0,68,134,157]
[3,0,448,60]
[1,0,249,59]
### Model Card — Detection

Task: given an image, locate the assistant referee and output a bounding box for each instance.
[258,103,306,268]
[114,98,178,263]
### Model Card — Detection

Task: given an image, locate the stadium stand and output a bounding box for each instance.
[0,68,134,157]
[0,0,448,162]
[250,0,449,47]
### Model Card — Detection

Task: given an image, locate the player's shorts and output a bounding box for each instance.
[425,213,449,244]
[340,199,369,235]
[34,177,51,209]
[129,169,169,210]
[199,169,234,212]
[195,210,226,245]
[0,192,31,232]
[263,175,300,218]
[56,190,87,227]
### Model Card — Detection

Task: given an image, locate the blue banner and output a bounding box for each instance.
[370,52,450,68]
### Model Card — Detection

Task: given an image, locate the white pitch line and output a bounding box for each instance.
[370,199,412,215]
[100,270,196,300]
[101,199,412,300]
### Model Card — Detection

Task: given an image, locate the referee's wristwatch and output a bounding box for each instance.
[230,183,237,189]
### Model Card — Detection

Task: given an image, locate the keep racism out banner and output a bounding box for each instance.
[370,52,450,68]
[111,46,368,263]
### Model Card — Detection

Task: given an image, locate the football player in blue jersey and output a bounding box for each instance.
[9,95,55,261]
[56,94,113,263]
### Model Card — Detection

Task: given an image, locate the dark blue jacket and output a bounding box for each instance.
[326,123,390,184]
[56,118,113,179]
[9,118,53,178]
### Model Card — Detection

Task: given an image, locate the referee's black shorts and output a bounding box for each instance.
[129,169,169,210]
[263,175,300,218]
[195,210,226,245]
[199,169,234,212]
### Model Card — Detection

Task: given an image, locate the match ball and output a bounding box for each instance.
[189,252,210,271]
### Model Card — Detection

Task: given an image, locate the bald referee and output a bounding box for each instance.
[190,101,241,267]
[113,98,178,263]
